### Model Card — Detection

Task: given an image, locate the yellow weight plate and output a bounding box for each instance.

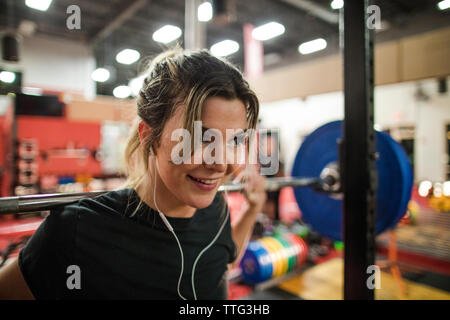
[265,237,289,276]
[257,239,279,278]
[259,237,287,277]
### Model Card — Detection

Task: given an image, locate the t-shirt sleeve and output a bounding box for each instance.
[18,203,79,299]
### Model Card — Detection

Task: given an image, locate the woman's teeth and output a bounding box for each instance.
[189,176,218,185]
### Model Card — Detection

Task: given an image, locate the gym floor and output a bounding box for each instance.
[231,203,450,300]
[234,258,450,300]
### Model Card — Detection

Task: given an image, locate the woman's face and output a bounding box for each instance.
[153,96,248,209]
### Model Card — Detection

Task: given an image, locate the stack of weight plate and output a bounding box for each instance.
[240,233,308,284]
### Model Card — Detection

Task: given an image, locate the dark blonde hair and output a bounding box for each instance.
[123,48,259,189]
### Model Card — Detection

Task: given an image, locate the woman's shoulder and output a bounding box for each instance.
[76,188,133,216]
[49,188,133,221]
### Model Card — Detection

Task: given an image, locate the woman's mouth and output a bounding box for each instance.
[187,175,220,191]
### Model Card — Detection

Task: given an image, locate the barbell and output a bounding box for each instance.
[0,176,327,215]
[0,120,413,241]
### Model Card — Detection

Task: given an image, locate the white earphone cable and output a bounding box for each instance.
[153,160,187,300]
[191,190,230,300]
[153,157,230,300]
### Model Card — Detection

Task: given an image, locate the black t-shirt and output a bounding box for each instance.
[18,188,237,299]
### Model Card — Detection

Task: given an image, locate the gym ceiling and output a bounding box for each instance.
[0,0,449,97]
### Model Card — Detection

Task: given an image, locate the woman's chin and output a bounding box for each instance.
[188,194,217,209]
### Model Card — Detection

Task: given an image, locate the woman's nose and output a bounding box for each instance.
[203,144,227,172]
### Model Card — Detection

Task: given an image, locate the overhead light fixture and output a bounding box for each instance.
[330,0,344,10]
[298,38,327,55]
[0,71,16,83]
[115,49,140,65]
[252,22,285,41]
[210,40,239,57]
[152,25,182,44]
[437,0,450,10]
[113,85,131,99]
[22,87,43,96]
[25,0,53,11]
[198,2,213,22]
[91,68,110,83]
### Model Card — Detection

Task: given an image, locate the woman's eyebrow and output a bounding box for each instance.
[203,126,246,132]
[201,126,247,138]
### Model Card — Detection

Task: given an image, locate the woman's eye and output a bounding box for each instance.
[202,136,216,145]
[230,135,246,147]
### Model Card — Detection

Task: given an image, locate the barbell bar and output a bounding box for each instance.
[0,176,332,215]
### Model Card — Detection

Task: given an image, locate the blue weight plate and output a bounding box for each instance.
[381,130,413,229]
[292,120,413,241]
[240,240,273,284]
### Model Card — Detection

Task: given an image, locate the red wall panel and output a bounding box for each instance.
[0,102,14,196]
[16,116,102,176]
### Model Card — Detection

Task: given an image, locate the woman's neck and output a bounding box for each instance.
[135,168,197,218]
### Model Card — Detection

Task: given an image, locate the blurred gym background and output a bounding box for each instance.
[0,0,449,300]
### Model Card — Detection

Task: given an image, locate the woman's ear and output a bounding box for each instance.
[138,120,150,143]
[138,120,155,155]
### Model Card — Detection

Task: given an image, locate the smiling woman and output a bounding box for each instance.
[0,48,266,300]
[125,49,259,214]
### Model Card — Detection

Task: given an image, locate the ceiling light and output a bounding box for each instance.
[152,25,182,44]
[113,85,131,99]
[330,0,344,10]
[298,38,327,55]
[115,49,140,65]
[437,0,450,10]
[210,40,239,57]
[25,0,53,11]
[91,68,110,83]
[198,2,213,22]
[252,22,285,41]
[0,71,16,83]
[22,87,43,96]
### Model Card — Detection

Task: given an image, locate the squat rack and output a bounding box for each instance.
[342,0,376,300]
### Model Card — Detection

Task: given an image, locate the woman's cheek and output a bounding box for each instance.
[226,163,243,178]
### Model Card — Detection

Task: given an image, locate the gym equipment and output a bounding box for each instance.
[260,237,288,277]
[0,120,413,243]
[292,120,413,240]
[0,176,325,214]
[273,235,296,272]
[284,232,308,266]
[240,240,273,284]
[240,233,308,284]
